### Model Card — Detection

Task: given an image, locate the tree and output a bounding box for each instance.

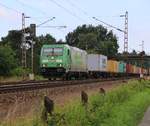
[78,33,97,53]
[130,50,137,55]
[1,30,22,64]
[66,24,119,57]
[0,45,17,76]
[0,32,56,74]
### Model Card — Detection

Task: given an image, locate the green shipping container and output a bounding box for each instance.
[118,61,126,73]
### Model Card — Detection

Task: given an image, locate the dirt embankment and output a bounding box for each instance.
[0,80,124,122]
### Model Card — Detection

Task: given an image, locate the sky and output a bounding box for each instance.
[0,0,150,53]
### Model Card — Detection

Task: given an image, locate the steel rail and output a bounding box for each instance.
[0,78,133,94]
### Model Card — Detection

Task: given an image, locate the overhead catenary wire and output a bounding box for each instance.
[0,2,40,27]
[61,0,93,25]
[63,0,88,15]
[36,17,56,27]
[15,0,54,25]
[47,0,85,22]
[0,1,126,42]
[14,0,69,29]
[61,0,124,32]
[38,25,67,28]
[0,2,22,14]
[93,17,125,33]
[15,0,47,15]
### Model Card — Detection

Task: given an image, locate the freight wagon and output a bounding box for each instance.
[87,54,107,78]
[107,60,118,72]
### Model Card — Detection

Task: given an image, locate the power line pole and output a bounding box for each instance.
[21,13,30,70]
[93,11,129,53]
[21,13,26,69]
[124,11,128,53]
[120,11,128,53]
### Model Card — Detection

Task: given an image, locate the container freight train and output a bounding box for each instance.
[40,44,148,80]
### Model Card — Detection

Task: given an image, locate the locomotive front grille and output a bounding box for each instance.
[41,67,66,77]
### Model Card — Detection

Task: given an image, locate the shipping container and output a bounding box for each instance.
[139,67,142,74]
[107,60,118,73]
[136,67,140,74]
[133,65,136,74]
[118,61,126,73]
[126,64,133,73]
[87,54,107,72]
[70,46,87,72]
[130,65,134,74]
[143,69,148,75]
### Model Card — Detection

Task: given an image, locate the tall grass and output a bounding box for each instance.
[0,75,45,83]
[48,80,150,126]
[1,80,150,126]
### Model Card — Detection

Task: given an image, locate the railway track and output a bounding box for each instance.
[0,78,134,94]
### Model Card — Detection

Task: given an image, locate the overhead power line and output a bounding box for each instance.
[0,2,22,14]
[15,0,47,15]
[36,17,56,27]
[93,17,125,33]
[39,25,67,28]
[63,0,88,15]
[36,17,67,29]
[48,0,85,22]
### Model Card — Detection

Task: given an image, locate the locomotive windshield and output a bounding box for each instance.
[42,47,63,56]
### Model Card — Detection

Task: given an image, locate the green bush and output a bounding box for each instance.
[2,80,150,126]
[0,45,17,76]
[10,67,31,77]
[47,80,150,126]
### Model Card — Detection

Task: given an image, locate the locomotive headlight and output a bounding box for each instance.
[42,64,46,67]
[56,59,62,63]
[42,59,48,63]
[59,64,62,67]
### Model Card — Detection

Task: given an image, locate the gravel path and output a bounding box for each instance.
[139,107,150,126]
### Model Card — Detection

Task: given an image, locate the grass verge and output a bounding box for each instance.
[1,80,150,126]
[49,80,150,126]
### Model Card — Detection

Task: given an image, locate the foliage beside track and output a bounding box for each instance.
[1,80,150,126]
[0,75,45,83]
[50,80,150,126]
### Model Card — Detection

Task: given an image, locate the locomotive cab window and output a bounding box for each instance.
[54,48,63,56]
[43,48,63,56]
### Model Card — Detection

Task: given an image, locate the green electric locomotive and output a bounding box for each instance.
[40,44,88,79]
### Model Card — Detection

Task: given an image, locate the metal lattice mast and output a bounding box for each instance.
[22,13,27,68]
[124,11,128,53]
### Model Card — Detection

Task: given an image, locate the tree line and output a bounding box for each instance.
[0,24,149,76]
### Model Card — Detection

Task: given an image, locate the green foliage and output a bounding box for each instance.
[0,32,56,75]
[0,45,17,76]
[34,75,45,80]
[10,67,31,76]
[1,30,22,62]
[47,80,150,126]
[120,50,150,69]
[66,24,119,56]
[1,80,150,126]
